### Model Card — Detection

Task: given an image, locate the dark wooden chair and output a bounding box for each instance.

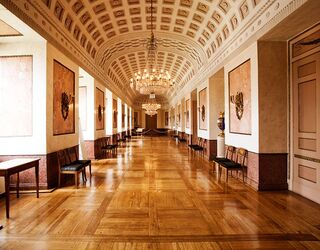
[212,145,235,172]
[57,149,86,188]
[194,138,205,154]
[178,133,187,143]
[67,146,92,185]
[219,148,247,184]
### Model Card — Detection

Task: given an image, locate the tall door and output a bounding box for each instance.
[292,48,320,203]
[145,114,157,129]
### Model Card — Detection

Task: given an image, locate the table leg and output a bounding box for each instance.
[35,162,39,198]
[5,173,10,219]
[16,173,19,198]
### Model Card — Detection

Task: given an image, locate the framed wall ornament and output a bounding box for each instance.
[53,60,75,135]
[228,59,252,135]
[96,87,104,130]
[165,111,169,126]
[185,99,190,128]
[199,87,207,130]
[113,99,117,129]
[178,104,181,126]
[122,104,125,128]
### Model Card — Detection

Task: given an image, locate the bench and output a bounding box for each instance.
[57,146,92,188]
[213,146,247,184]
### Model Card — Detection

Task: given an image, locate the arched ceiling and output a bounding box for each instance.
[1,0,269,105]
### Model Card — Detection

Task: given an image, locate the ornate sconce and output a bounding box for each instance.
[61,92,74,120]
[98,105,105,121]
[198,105,206,122]
[230,91,244,120]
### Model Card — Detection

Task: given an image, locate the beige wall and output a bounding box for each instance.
[258,41,287,153]
[157,109,165,128]
[209,68,225,140]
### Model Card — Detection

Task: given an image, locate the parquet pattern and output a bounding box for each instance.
[0,137,320,249]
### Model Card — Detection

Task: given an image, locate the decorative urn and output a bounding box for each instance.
[217,112,225,137]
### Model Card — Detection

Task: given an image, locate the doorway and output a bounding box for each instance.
[145,114,157,129]
[290,24,320,203]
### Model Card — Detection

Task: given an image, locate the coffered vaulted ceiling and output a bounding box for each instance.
[1,0,283,105]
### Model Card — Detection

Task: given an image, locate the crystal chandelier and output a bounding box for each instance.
[142,102,161,117]
[130,0,175,95]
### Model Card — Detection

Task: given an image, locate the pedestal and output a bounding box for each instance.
[217,135,225,158]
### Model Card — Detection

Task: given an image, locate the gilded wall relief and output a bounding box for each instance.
[165,111,169,126]
[199,87,207,130]
[127,107,130,127]
[96,87,104,130]
[113,98,117,129]
[178,104,181,126]
[229,59,252,134]
[186,99,190,128]
[53,60,75,135]
[0,55,33,137]
[122,104,125,128]
[134,111,138,127]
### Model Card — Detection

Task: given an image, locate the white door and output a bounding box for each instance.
[292,49,320,203]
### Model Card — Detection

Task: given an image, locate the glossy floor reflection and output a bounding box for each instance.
[0,137,320,249]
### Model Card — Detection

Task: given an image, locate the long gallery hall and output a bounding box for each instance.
[0,0,320,249]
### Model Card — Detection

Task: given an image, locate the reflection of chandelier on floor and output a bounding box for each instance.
[130,0,175,95]
[142,102,161,117]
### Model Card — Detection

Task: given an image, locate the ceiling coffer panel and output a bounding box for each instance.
[5,0,260,102]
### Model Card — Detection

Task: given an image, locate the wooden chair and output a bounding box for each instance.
[57,149,86,188]
[67,146,92,185]
[193,138,206,158]
[212,145,235,172]
[219,148,247,184]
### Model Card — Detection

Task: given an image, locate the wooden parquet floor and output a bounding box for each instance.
[0,137,320,249]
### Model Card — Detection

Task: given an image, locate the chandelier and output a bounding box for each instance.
[142,102,161,117]
[130,0,175,95]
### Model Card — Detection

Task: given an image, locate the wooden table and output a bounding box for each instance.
[0,158,40,218]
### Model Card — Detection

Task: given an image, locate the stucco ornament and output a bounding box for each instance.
[230,91,244,120]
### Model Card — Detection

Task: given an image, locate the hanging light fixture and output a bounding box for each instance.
[130,0,175,95]
[142,97,161,117]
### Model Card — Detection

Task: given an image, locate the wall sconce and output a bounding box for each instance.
[98,105,105,121]
[61,92,74,120]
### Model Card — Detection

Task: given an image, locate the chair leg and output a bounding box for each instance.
[242,168,245,183]
[82,168,87,183]
[75,172,78,189]
[226,169,229,184]
[16,173,20,198]
[89,164,92,185]
[58,172,61,187]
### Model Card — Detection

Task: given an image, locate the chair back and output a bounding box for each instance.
[225,146,236,160]
[57,150,69,167]
[68,147,78,162]
[235,148,247,166]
